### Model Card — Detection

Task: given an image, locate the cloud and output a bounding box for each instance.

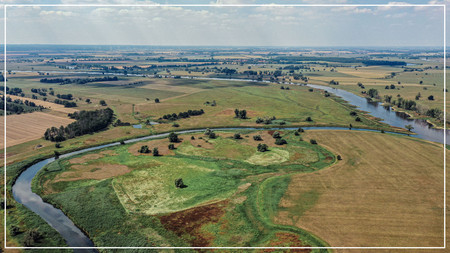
[40,10,76,17]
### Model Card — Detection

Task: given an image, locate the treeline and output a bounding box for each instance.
[0,86,23,96]
[56,94,73,100]
[31,88,47,96]
[1,96,43,114]
[272,56,406,66]
[54,99,77,107]
[161,109,204,121]
[44,108,114,142]
[384,95,443,121]
[40,76,119,85]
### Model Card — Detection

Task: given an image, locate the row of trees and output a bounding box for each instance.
[161,109,205,121]
[54,99,77,108]
[40,76,119,85]
[44,108,114,142]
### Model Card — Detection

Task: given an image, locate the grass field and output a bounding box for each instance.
[32,130,335,249]
[276,130,446,249]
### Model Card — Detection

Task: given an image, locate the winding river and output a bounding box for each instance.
[10,74,448,250]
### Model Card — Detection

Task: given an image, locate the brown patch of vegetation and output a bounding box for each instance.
[159,200,229,247]
[260,233,311,252]
[55,163,131,182]
[69,154,104,164]
[189,134,214,149]
[128,138,183,156]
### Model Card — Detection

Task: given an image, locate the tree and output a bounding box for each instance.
[405,124,414,132]
[310,139,317,144]
[253,135,262,141]
[349,124,353,130]
[99,100,107,106]
[297,127,304,133]
[355,117,361,122]
[239,110,247,119]
[368,88,379,98]
[337,155,342,160]
[155,98,160,103]
[168,143,175,150]
[191,136,195,140]
[168,132,179,142]
[233,133,242,139]
[257,143,268,152]
[272,131,281,139]
[428,95,434,101]
[153,147,159,156]
[138,145,150,153]
[306,117,312,122]
[234,109,239,118]
[275,138,287,145]
[175,178,187,188]
[85,98,91,103]
[294,131,299,136]
[120,140,125,145]
[208,132,216,139]
[349,111,357,116]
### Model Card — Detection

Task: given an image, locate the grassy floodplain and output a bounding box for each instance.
[32,130,335,249]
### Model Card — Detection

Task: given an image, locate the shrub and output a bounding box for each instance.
[172,123,179,127]
[355,117,361,122]
[294,131,299,136]
[55,143,61,148]
[208,132,216,139]
[191,136,195,140]
[253,135,262,141]
[120,140,125,145]
[155,98,160,103]
[297,127,304,133]
[168,132,179,143]
[306,117,312,122]
[337,155,342,160]
[23,229,42,247]
[138,145,150,153]
[310,139,317,144]
[168,144,175,150]
[153,147,159,156]
[275,138,287,145]
[233,133,242,139]
[175,178,187,188]
[99,100,107,106]
[257,143,268,152]
[350,111,357,116]
[272,131,281,139]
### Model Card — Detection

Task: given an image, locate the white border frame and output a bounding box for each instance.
[2,2,446,250]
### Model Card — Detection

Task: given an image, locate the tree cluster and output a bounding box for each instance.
[234,109,247,119]
[44,108,114,142]
[162,109,204,121]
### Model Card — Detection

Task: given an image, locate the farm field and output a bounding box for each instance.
[1,112,74,149]
[276,130,446,249]
[32,130,335,248]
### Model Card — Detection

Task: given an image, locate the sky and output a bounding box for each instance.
[0,0,447,47]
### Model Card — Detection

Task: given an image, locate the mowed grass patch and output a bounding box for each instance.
[276,130,445,248]
[113,156,239,215]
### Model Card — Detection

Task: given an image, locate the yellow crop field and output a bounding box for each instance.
[276,130,445,250]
